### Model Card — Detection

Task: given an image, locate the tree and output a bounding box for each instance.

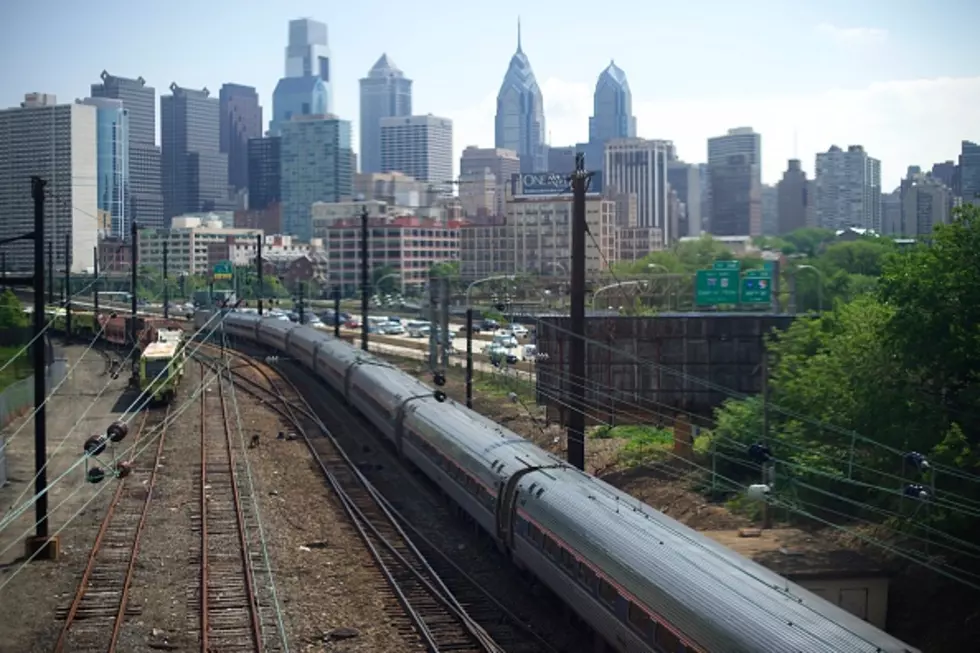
[0,289,28,329]
[782,227,835,257]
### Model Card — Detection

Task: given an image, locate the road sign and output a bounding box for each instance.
[696,269,740,305]
[741,275,772,304]
[213,260,233,281]
[745,269,769,278]
[713,260,741,271]
[764,260,776,273]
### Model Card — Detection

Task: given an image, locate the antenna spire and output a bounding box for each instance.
[517,16,522,53]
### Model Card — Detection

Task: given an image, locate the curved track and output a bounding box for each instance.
[195,344,521,653]
[54,406,172,653]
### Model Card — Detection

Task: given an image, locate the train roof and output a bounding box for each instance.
[142,341,180,359]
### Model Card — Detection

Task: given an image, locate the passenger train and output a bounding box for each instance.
[198,310,919,653]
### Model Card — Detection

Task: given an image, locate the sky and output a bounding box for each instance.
[2,0,978,189]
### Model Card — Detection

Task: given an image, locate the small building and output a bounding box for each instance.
[702,528,891,630]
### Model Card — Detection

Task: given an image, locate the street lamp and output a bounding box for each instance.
[796,264,824,312]
[591,280,647,311]
[465,274,516,307]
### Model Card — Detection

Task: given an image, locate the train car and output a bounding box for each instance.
[200,310,921,653]
[139,340,182,404]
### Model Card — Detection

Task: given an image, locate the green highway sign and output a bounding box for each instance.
[713,260,741,271]
[745,269,769,278]
[696,269,740,305]
[764,260,776,272]
[214,260,233,281]
[741,275,772,304]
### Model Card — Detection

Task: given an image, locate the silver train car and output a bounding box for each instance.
[200,311,920,653]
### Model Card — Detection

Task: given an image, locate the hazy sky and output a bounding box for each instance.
[2,0,978,188]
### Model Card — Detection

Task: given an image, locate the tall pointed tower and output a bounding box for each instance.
[494,19,547,173]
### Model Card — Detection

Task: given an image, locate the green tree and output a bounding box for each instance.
[0,289,28,329]
[782,227,835,257]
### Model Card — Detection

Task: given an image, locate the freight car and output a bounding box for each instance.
[199,310,919,653]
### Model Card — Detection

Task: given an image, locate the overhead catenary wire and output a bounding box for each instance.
[0,362,225,591]
[0,310,231,534]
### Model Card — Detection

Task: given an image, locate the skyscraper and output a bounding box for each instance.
[604,138,673,241]
[586,61,636,171]
[284,18,332,113]
[380,115,453,193]
[960,140,980,207]
[280,115,353,240]
[219,84,262,192]
[776,159,810,235]
[459,147,521,217]
[161,84,230,223]
[0,95,98,272]
[666,161,701,237]
[247,137,281,211]
[269,76,328,137]
[494,20,547,173]
[898,167,951,236]
[707,127,761,231]
[78,97,130,238]
[709,154,762,236]
[359,54,413,175]
[90,70,164,229]
[815,145,881,231]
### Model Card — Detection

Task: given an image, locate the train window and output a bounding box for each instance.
[627,603,654,640]
[543,536,560,560]
[655,625,681,652]
[527,523,543,546]
[598,578,618,606]
[578,563,598,591]
[560,548,577,574]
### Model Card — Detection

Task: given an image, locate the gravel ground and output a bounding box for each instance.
[224,357,424,653]
[0,344,131,653]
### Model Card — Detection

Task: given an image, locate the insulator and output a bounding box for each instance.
[86,467,106,484]
[904,484,929,500]
[508,392,519,404]
[433,373,446,387]
[114,461,133,479]
[904,451,930,471]
[748,443,772,463]
[84,435,108,456]
[433,390,447,403]
[107,421,129,442]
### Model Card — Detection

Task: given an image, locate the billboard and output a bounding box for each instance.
[511,171,603,197]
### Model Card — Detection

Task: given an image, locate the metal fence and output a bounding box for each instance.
[0,357,68,486]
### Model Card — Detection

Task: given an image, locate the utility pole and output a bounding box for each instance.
[256,234,264,316]
[465,308,474,408]
[129,221,138,346]
[761,352,773,529]
[47,243,53,304]
[1,251,5,290]
[566,152,592,471]
[333,287,341,338]
[162,241,169,319]
[64,232,71,339]
[28,176,57,559]
[360,204,370,352]
[93,247,99,317]
[298,281,306,325]
[428,271,438,372]
[439,276,450,371]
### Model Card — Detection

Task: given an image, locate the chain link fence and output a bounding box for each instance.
[0,356,68,486]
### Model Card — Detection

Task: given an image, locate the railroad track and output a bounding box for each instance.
[194,361,265,652]
[54,406,172,653]
[195,343,556,653]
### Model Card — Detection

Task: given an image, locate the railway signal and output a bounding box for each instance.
[82,420,132,484]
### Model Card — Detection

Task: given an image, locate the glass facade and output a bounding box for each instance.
[82,97,130,238]
[269,76,328,137]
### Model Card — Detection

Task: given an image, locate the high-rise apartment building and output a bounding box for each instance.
[494,22,547,173]
[896,167,952,236]
[284,18,332,113]
[458,167,496,219]
[760,185,777,235]
[666,161,701,237]
[380,115,453,193]
[0,95,98,272]
[459,147,521,217]
[815,145,881,232]
[280,115,353,241]
[604,138,672,241]
[776,159,810,234]
[931,160,960,198]
[708,154,762,236]
[78,97,129,238]
[707,127,761,230]
[90,70,164,229]
[247,136,281,211]
[881,189,901,235]
[219,84,262,192]
[959,140,980,207]
[359,54,412,175]
[269,76,328,137]
[161,84,231,224]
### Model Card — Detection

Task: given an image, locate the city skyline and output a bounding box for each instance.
[0,0,978,188]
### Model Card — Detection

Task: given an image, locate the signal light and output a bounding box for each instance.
[433,373,446,387]
[433,390,447,403]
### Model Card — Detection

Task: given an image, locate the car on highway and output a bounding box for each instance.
[509,323,529,338]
